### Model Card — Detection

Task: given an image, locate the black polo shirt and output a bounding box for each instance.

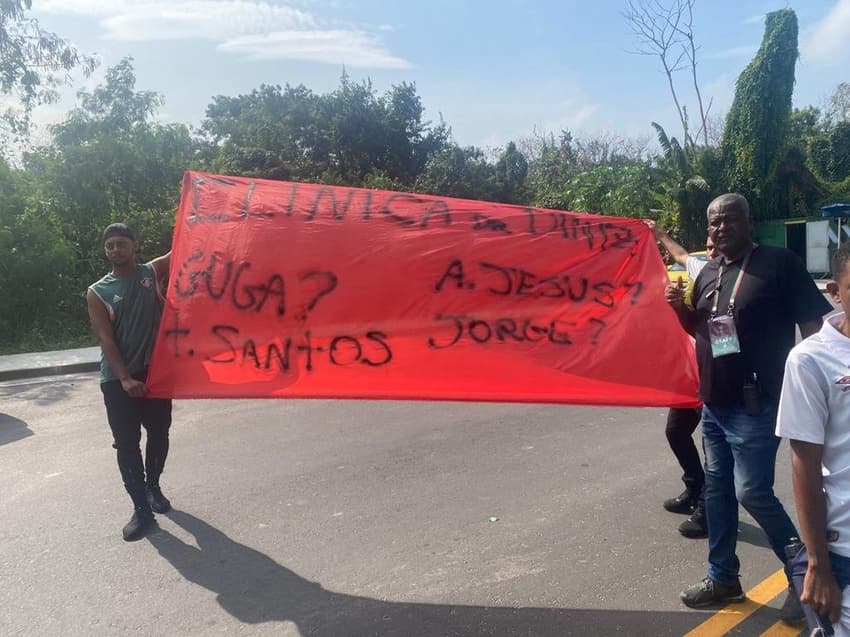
[690,244,831,406]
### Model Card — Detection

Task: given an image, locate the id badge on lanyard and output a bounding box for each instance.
[709,314,740,357]
[708,252,751,359]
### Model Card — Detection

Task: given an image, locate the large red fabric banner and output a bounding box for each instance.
[146,171,699,406]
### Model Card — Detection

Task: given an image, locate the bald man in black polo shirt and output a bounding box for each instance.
[666,194,832,622]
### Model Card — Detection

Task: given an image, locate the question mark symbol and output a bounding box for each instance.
[589,317,606,345]
[625,281,644,305]
[297,270,338,321]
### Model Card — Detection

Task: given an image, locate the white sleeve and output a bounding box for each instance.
[685,256,706,281]
[776,349,829,443]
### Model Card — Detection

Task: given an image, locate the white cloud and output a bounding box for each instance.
[801,0,850,64]
[36,0,411,69]
[219,30,412,69]
[39,0,313,30]
[742,14,764,25]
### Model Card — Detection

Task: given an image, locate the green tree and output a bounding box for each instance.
[556,163,667,221]
[0,0,96,148]
[204,83,323,181]
[721,8,798,218]
[828,123,850,181]
[203,73,448,186]
[773,146,825,218]
[827,82,850,124]
[651,122,715,247]
[525,129,652,211]
[0,161,79,350]
[414,144,498,201]
[789,106,825,146]
[494,141,529,203]
[30,58,197,286]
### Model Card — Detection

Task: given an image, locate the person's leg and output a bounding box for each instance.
[728,401,803,622]
[830,553,850,636]
[665,407,705,505]
[728,403,798,565]
[101,380,149,511]
[680,405,745,606]
[101,380,155,540]
[141,397,172,513]
[837,597,850,637]
[702,404,741,585]
[141,398,172,488]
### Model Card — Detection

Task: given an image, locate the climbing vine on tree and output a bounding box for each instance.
[720,9,798,219]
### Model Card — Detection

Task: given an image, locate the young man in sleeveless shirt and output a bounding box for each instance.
[87,223,172,541]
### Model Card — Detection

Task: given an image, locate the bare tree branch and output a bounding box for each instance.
[623,0,691,148]
[669,0,709,147]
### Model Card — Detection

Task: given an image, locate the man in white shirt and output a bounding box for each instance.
[777,240,850,633]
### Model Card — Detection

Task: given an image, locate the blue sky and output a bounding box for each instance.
[28,0,850,150]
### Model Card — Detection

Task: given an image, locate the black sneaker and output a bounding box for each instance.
[122,510,156,542]
[779,585,804,623]
[681,577,745,608]
[679,509,708,539]
[664,490,696,514]
[146,486,171,514]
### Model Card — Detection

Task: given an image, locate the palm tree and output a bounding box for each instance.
[653,122,713,249]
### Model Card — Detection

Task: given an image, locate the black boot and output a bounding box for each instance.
[679,505,708,538]
[146,485,171,513]
[145,435,170,513]
[663,490,696,514]
[122,507,156,541]
[115,444,152,515]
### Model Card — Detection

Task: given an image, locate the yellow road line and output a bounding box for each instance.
[758,620,804,636]
[683,568,789,636]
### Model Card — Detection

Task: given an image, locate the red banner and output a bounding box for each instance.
[146,171,699,406]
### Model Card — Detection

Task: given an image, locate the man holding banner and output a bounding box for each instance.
[646,219,717,540]
[667,193,831,621]
[87,223,173,542]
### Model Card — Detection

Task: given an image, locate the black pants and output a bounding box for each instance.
[665,407,704,506]
[101,370,172,512]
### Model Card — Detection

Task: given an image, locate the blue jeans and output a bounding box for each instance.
[702,401,799,585]
[831,552,850,589]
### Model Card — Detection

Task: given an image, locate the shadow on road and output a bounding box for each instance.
[149,510,709,636]
[0,376,82,406]
[0,412,33,446]
[737,521,771,550]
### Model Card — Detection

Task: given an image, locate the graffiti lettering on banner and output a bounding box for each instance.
[146,171,699,407]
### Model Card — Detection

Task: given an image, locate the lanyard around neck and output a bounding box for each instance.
[711,250,752,318]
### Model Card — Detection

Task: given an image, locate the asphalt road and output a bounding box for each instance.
[0,371,813,637]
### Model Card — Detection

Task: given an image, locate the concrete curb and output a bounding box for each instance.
[0,361,100,383]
